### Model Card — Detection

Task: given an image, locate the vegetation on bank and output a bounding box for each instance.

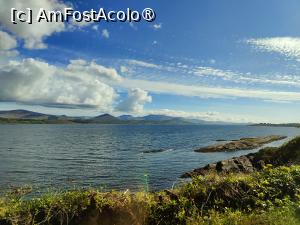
[1,165,300,225]
[2,137,300,225]
[184,136,300,177]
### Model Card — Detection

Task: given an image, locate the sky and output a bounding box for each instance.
[0,0,300,123]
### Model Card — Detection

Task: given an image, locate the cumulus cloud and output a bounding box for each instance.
[0,50,19,58]
[67,59,122,81]
[0,31,18,57]
[0,58,120,109]
[102,29,110,39]
[116,88,152,113]
[0,31,17,50]
[246,37,300,60]
[0,0,67,49]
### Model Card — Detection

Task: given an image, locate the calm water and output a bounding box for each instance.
[0,124,299,193]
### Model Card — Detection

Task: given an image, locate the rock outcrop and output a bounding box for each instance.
[195,135,286,153]
[182,154,259,178]
[183,136,300,178]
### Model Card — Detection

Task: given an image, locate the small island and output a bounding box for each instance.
[195,135,286,153]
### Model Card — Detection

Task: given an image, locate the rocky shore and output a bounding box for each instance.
[182,154,263,178]
[195,135,286,153]
[183,135,299,178]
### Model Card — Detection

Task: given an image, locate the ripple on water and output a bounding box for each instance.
[0,124,299,193]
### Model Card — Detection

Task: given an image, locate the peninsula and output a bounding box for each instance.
[195,135,286,153]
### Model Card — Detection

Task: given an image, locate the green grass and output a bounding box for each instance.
[254,136,300,165]
[1,165,300,225]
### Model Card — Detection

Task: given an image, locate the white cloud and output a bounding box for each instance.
[0,58,119,109]
[118,78,300,102]
[0,31,18,57]
[0,31,17,50]
[246,37,300,60]
[0,50,19,58]
[102,29,110,39]
[92,25,99,31]
[194,66,233,79]
[120,66,129,73]
[116,88,152,113]
[153,23,162,30]
[128,60,160,69]
[67,59,122,81]
[0,0,67,49]
[193,65,300,87]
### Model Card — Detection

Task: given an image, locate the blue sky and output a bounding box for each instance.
[0,0,300,123]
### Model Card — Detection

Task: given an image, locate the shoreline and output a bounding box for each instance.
[182,135,300,178]
[194,135,287,153]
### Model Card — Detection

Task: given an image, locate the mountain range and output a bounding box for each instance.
[0,109,235,125]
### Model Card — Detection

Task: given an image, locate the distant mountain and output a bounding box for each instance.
[119,114,192,122]
[0,110,47,119]
[0,110,240,125]
[89,114,122,124]
[0,110,77,123]
[118,114,220,125]
[0,109,64,120]
[93,114,193,124]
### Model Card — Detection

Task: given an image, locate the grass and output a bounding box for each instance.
[253,136,300,166]
[2,137,300,225]
[1,165,300,225]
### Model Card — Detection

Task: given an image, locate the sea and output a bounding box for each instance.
[0,124,299,194]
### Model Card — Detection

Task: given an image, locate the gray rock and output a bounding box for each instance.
[195,135,287,153]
